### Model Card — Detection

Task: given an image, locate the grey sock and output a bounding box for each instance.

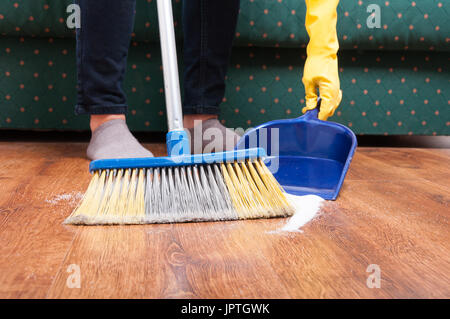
[187,119,241,154]
[87,119,153,160]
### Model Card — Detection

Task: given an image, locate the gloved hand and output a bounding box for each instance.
[302,0,342,121]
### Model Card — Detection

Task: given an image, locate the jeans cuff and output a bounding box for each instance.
[75,104,128,115]
[183,105,220,115]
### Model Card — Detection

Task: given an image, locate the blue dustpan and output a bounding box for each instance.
[236,105,357,200]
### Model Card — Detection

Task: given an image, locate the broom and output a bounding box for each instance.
[64,0,293,225]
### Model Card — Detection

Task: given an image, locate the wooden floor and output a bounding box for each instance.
[0,142,448,298]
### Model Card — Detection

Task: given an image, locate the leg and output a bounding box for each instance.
[75,0,153,160]
[182,0,241,153]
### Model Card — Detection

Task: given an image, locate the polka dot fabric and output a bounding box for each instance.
[337,0,449,52]
[0,0,181,44]
[236,0,449,52]
[0,37,168,130]
[0,0,447,51]
[0,0,449,135]
[221,48,449,135]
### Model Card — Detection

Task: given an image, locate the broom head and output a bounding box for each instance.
[65,148,294,225]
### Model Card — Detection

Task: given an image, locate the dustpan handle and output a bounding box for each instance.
[302,97,321,121]
[156,0,190,155]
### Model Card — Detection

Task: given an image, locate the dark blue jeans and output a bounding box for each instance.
[75,0,240,116]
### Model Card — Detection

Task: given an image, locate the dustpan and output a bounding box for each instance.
[235,102,357,200]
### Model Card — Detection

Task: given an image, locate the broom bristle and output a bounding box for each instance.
[65,159,294,225]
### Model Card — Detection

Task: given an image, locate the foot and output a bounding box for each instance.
[183,114,218,130]
[87,118,153,160]
[90,114,126,132]
[186,118,241,154]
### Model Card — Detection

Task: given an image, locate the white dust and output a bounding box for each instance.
[270,193,324,233]
[45,192,83,206]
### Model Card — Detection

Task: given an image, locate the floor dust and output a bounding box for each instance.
[45,192,83,206]
[269,193,324,233]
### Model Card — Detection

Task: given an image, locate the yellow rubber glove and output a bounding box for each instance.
[302,0,342,121]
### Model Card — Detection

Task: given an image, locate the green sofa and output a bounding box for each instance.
[0,0,448,135]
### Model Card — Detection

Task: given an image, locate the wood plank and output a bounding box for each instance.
[0,141,163,298]
[0,143,448,298]
[346,148,450,191]
[0,142,89,298]
[0,174,82,298]
[336,180,450,298]
[48,220,291,298]
[47,225,168,298]
[170,220,291,298]
[257,209,390,298]
[259,178,450,298]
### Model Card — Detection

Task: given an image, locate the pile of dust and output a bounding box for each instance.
[45,192,83,206]
[269,193,324,233]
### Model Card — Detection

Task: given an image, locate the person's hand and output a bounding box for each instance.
[302,54,342,121]
[301,0,341,121]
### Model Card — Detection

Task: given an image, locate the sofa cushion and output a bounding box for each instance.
[0,0,448,51]
[1,37,448,135]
